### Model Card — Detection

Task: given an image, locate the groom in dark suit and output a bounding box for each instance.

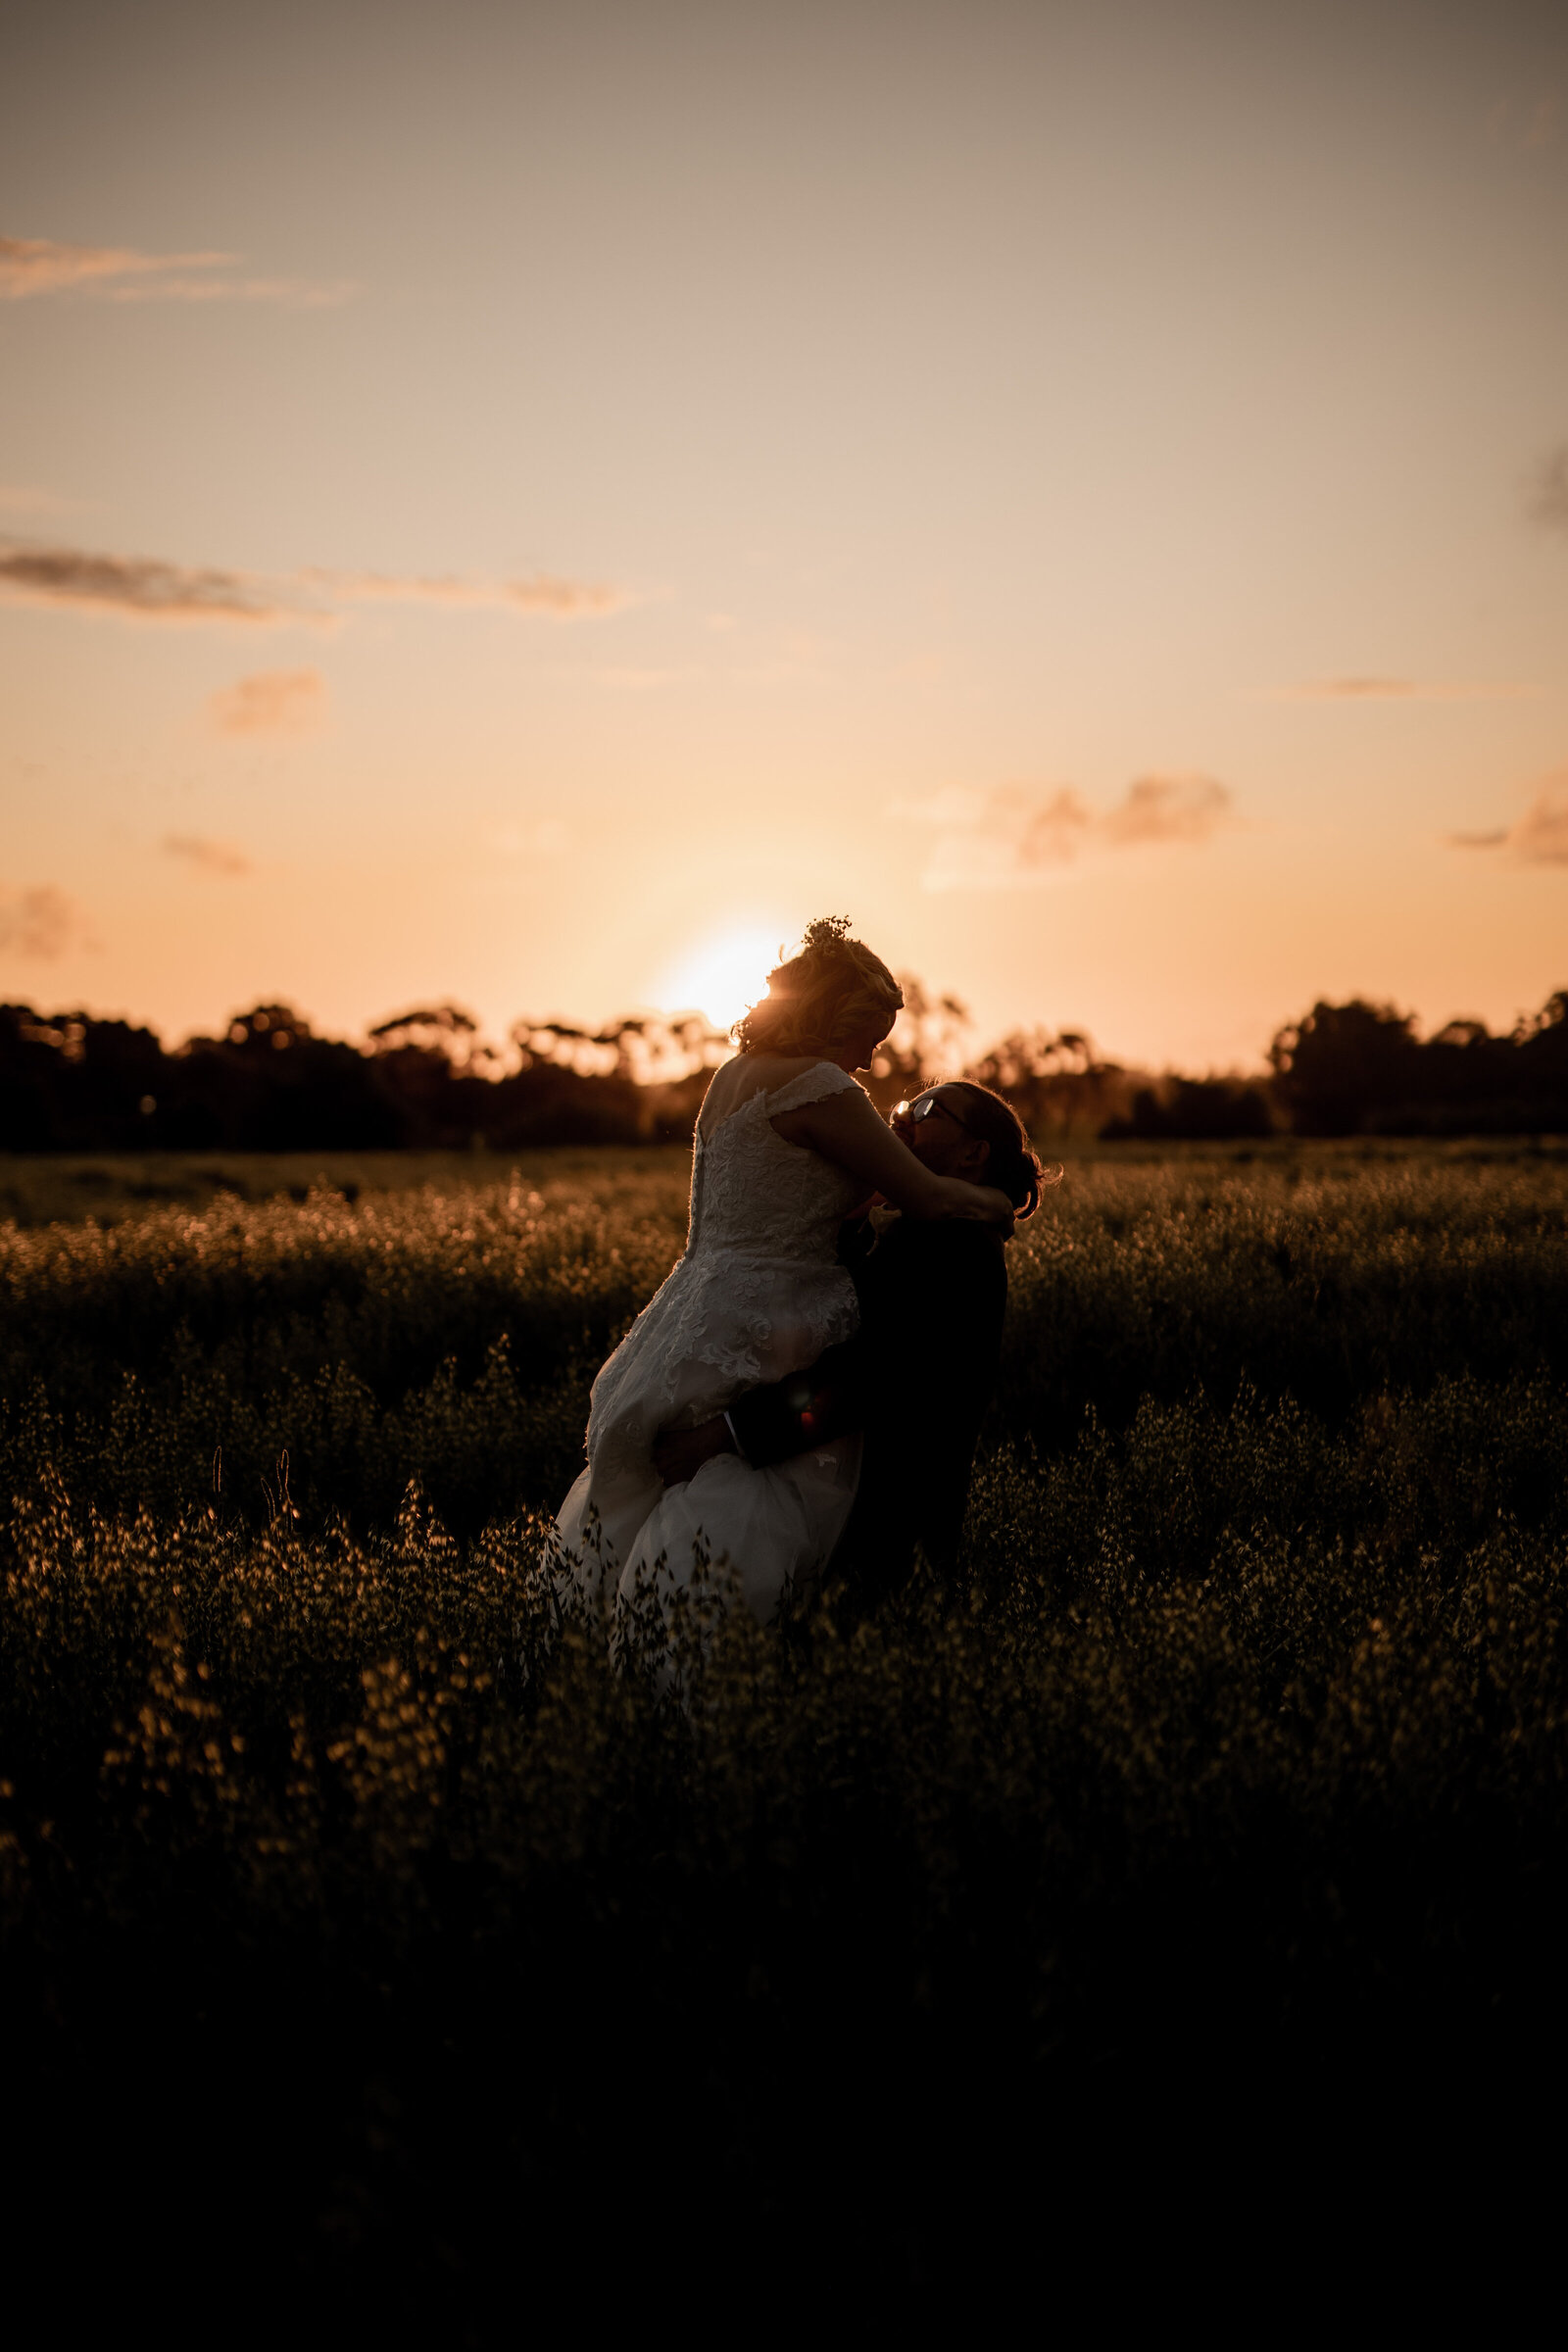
[653,1081,1038,1611]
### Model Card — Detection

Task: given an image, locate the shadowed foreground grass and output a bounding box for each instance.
[3,1145,1566,2300]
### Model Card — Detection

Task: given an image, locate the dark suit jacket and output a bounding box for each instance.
[725,1213,1007,1604]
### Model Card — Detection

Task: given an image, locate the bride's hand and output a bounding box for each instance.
[983,1185,1015,1233]
[960,1183,1015,1235]
[922,1172,1015,1231]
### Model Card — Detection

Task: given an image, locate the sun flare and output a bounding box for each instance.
[657,924,786,1031]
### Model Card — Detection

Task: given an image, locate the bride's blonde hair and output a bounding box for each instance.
[735,916,903,1058]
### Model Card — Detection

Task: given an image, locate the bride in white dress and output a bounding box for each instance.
[554,919,1013,1631]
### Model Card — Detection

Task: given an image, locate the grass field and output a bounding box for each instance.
[4,1140,1567,2298]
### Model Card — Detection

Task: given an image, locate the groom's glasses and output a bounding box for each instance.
[893,1089,977,1136]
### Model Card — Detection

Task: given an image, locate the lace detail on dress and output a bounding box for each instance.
[747,1060,859,1122]
[553,1056,870,1622]
[583,1060,866,1477]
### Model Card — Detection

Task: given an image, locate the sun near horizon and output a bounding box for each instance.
[3,2,1567,1070]
[653,925,789,1039]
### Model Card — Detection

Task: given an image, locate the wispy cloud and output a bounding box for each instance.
[304,569,629,617]
[1530,445,1568,534]
[209,667,326,738]
[1101,775,1232,847]
[0,234,351,308]
[0,235,227,297]
[1448,772,1568,866]
[164,834,252,877]
[1280,677,1538,702]
[1512,789,1568,863]
[0,882,83,957]
[898,775,1233,891]
[106,274,352,308]
[0,543,301,623]
[0,482,85,519]
[0,539,628,628]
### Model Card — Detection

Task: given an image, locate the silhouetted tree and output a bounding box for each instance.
[173,1005,403,1150]
[364,1005,505,1147]
[5,984,1563,1155]
[1268,1001,1420,1137]
[861,979,972,1111]
[486,1011,729,1145]
[1515,992,1568,1084]
[1268,992,1568,1136]
[965,1027,1137,1138]
[1101,1077,1274,1142]
[0,1006,166,1151]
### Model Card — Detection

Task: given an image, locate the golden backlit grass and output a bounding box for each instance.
[2,1142,1566,2285]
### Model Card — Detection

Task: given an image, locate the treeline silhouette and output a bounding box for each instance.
[2,985,1565,1152]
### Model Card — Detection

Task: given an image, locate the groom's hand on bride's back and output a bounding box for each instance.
[653,1416,736,1488]
[979,1188,1016,1238]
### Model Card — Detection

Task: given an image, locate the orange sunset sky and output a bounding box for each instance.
[3,0,1566,1071]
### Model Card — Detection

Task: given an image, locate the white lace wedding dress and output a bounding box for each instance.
[554,1059,865,1626]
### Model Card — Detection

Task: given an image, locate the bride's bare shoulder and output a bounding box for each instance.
[751,1053,833,1082]
[709,1051,824,1097]
[697,1052,836,1137]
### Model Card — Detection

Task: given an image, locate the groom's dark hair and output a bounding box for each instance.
[734,915,903,1058]
[944,1081,1054,1219]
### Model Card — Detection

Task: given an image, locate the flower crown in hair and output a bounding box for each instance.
[797,914,855,957]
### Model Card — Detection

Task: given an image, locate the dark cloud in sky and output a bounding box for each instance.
[0,542,297,622]
[1,541,628,627]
